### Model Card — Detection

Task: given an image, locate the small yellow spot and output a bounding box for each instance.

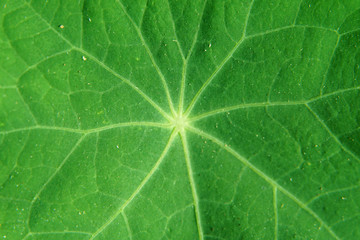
[209,43,212,48]
[88,18,92,22]
[59,24,64,29]
[82,56,87,61]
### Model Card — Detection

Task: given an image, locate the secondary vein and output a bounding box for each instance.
[186,125,340,240]
[88,130,177,240]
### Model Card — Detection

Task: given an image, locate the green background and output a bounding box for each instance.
[1,0,360,239]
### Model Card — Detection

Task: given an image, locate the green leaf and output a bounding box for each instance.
[1,0,360,239]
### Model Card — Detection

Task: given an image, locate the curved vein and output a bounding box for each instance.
[27,134,86,231]
[246,25,339,40]
[305,185,360,206]
[305,104,360,163]
[183,0,254,117]
[89,130,177,240]
[165,0,185,61]
[115,0,177,116]
[0,122,172,135]
[188,100,307,122]
[188,86,360,121]
[24,2,172,121]
[178,0,208,114]
[319,35,341,95]
[180,130,204,240]
[186,125,340,240]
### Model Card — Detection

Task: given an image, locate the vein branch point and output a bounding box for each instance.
[171,113,188,132]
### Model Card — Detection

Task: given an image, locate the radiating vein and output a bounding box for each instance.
[188,100,307,122]
[305,104,360,163]
[89,130,177,240]
[24,2,172,122]
[178,0,208,114]
[186,126,340,240]
[188,86,360,121]
[0,122,172,135]
[115,0,177,117]
[27,134,86,231]
[184,0,254,117]
[180,130,204,240]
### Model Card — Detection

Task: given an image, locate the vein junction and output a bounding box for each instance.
[170,113,189,133]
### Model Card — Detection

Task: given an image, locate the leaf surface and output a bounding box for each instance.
[1,0,360,239]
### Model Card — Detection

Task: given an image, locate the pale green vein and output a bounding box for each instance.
[0,122,172,135]
[1,130,31,193]
[273,187,278,240]
[188,86,360,121]
[178,60,187,115]
[305,103,360,163]
[340,28,360,36]
[23,230,91,240]
[165,0,185,61]
[178,0,208,114]
[183,0,254,117]
[0,196,31,202]
[27,134,86,231]
[246,25,339,40]
[186,126,340,240]
[24,2,172,122]
[115,0,177,117]
[188,100,307,122]
[305,185,360,206]
[89,130,177,240]
[24,48,73,71]
[28,231,91,236]
[0,85,17,89]
[185,0,208,60]
[15,87,38,125]
[180,130,204,240]
[122,212,133,240]
[80,0,84,49]
[308,85,360,103]
[320,34,340,96]
[292,0,304,25]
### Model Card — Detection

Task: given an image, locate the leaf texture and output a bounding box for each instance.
[1,0,360,239]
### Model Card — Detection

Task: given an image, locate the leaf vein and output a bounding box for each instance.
[180,130,204,240]
[24,2,172,122]
[88,130,177,239]
[186,126,340,240]
[115,0,177,116]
